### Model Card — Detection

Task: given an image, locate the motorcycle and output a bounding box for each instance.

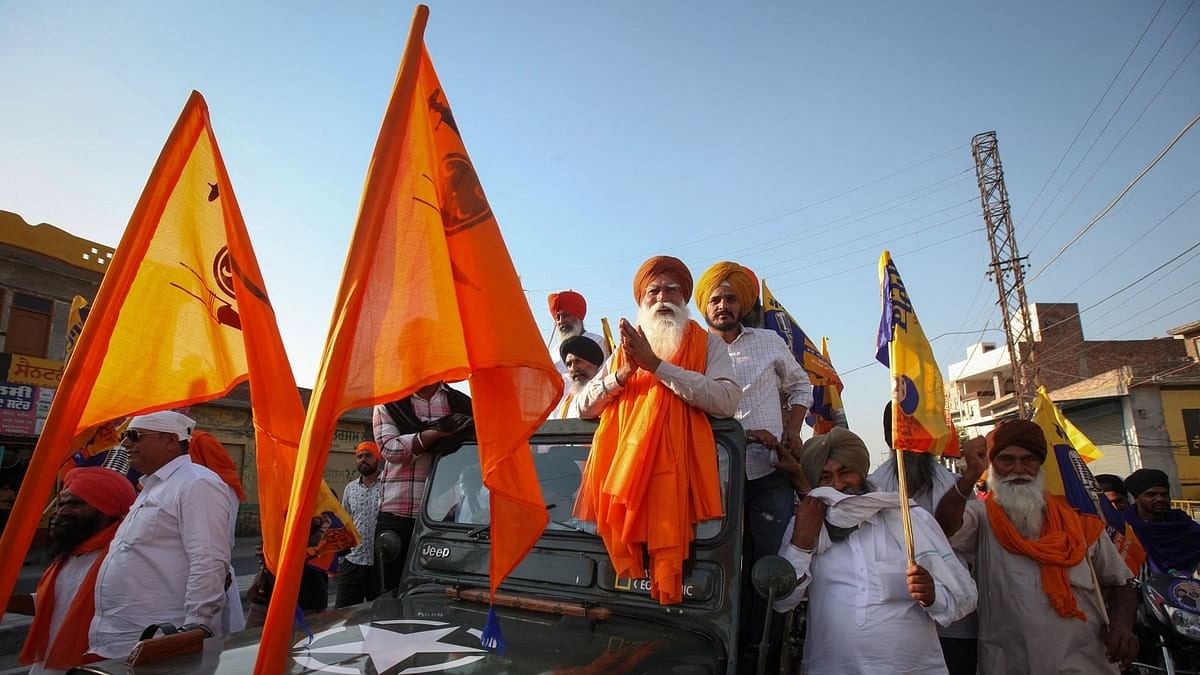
[1132,566,1200,675]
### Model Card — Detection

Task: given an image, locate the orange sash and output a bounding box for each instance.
[986,494,1105,621]
[575,322,723,604]
[20,521,119,669]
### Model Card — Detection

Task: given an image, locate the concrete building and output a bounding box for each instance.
[0,210,373,535]
[948,302,1200,499]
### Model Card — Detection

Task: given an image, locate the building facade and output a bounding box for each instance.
[948,302,1200,499]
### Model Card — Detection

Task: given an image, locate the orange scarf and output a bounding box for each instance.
[575,322,723,604]
[20,521,120,669]
[986,494,1104,621]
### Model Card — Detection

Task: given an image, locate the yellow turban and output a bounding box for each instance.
[632,256,693,302]
[799,427,870,490]
[694,261,759,316]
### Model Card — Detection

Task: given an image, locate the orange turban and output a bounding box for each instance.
[695,261,760,315]
[632,256,693,302]
[355,441,381,458]
[63,467,136,518]
[188,430,247,502]
[547,290,587,320]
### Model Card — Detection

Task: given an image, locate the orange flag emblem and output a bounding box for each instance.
[0,92,355,619]
[255,6,561,671]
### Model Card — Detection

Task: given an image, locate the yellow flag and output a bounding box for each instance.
[876,250,959,455]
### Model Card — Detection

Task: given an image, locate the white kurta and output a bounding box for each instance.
[950,499,1133,674]
[775,490,976,674]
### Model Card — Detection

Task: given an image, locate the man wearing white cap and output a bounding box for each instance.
[88,411,235,659]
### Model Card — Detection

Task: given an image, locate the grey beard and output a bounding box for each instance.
[557,323,583,340]
[826,480,874,543]
[989,470,1047,539]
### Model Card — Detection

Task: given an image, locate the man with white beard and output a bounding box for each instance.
[576,256,739,420]
[547,290,609,376]
[549,335,604,419]
[573,255,739,605]
[935,419,1138,673]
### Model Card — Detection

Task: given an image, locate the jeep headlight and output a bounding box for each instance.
[1168,606,1200,640]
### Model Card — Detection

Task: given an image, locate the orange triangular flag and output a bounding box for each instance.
[255,6,561,672]
[0,91,355,621]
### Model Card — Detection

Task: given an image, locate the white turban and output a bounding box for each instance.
[127,410,195,441]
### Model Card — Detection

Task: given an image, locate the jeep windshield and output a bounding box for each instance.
[423,432,731,540]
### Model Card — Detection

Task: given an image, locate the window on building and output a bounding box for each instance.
[5,293,54,358]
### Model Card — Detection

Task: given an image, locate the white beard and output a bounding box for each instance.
[988,469,1047,539]
[557,321,583,340]
[636,301,690,359]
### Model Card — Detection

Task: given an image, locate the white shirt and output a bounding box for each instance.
[28,550,100,675]
[217,483,245,635]
[577,326,741,419]
[89,454,233,659]
[775,490,975,675]
[549,330,610,375]
[869,456,977,639]
[723,327,813,479]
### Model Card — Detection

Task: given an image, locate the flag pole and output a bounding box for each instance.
[891,341,916,565]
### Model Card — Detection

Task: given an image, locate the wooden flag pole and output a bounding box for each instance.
[891,341,916,565]
[894,445,916,565]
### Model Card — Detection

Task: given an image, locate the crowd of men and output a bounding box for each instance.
[6,253,1200,674]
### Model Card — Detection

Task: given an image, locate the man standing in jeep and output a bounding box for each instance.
[695,260,811,657]
[373,383,472,591]
[575,255,739,606]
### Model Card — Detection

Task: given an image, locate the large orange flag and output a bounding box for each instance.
[0,92,354,619]
[255,6,561,672]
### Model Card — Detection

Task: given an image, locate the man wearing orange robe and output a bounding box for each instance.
[576,255,740,604]
[12,467,136,674]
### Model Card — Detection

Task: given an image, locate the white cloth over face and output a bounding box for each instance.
[88,455,233,659]
[869,457,978,640]
[950,499,1132,675]
[775,488,977,675]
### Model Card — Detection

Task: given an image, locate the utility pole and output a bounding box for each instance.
[971,131,1038,419]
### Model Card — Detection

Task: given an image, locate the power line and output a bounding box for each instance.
[1062,187,1200,298]
[1022,109,1200,288]
[566,144,970,276]
[1027,0,1199,255]
[1018,0,1168,234]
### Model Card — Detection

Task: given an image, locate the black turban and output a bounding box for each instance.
[1124,468,1169,497]
[1093,474,1126,495]
[559,335,605,368]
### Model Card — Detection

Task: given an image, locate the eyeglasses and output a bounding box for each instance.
[120,429,170,443]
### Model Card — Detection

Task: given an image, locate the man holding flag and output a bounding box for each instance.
[937,420,1138,673]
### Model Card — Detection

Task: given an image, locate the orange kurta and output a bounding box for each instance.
[576,322,723,604]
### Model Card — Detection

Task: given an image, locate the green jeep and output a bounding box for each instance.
[75,417,792,675]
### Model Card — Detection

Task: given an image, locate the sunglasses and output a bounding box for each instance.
[120,429,171,443]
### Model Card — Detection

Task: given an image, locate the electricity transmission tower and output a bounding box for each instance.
[971,131,1037,419]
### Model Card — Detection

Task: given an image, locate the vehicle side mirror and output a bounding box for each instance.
[749,554,798,675]
[751,554,797,598]
[377,530,405,563]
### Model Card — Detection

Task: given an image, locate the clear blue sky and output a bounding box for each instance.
[2,1,1197,461]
